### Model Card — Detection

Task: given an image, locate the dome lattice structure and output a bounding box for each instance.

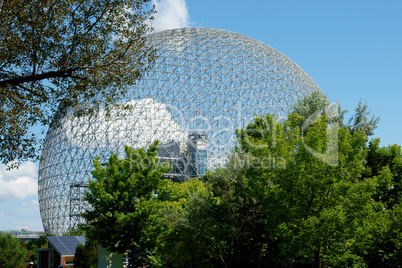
[38,27,321,235]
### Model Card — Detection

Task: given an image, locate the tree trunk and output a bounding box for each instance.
[315,250,321,268]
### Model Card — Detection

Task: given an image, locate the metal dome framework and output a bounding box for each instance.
[38,27,321,235]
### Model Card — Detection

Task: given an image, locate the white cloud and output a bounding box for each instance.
[0,162,38,201]
[152,0,189,31]
[21,199,39,206]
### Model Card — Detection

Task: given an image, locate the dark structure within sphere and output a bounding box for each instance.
[38,28,321,235]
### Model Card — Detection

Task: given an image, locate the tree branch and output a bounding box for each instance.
[63,0,112,69]
[0,68,79,87]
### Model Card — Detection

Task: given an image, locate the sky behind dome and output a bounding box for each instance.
[1,0,401,231]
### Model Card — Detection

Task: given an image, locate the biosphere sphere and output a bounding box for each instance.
[38,28,321,234]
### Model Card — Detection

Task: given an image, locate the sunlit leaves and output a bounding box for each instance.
[82,141,170,255]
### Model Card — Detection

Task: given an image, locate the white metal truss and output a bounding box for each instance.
[38,28,321,235]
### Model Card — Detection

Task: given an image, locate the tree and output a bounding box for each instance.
[235,113,379,267]
[363,138,402,208]
[75,237,98,268]
[155,178,217,267]
[81,141,171,265]
[0,0,155,168]
[292,91,329,118]
[0,232,28,268]
[360,203,402,267]
[348,100,380,136]
[160,112,381,267]
[25,235,48,265]
[291,90,346,131]
[292,92,379,137]
[79,102,389,267]
[152,112,381,267]
[185,155,282,268]
[346,138,402,267]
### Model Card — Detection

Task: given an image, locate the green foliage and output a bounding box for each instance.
[354,203,402,267]
[176,114,378,266]
[0,232,28,268]
[291,90,346,130]
[82,141,171,259]
[82,108,398,267]
[155,178,217,267]
[353,139,402,267]
[233,113,377,267]
[152,113,382,267]
[25,236,48,265]
[75,237,98,268]
[292,91,330,117]
[348,100,380,136]
[0,0,155,168]
[62,228,84,236]
[364,138,402,208]
[292,92,379,138]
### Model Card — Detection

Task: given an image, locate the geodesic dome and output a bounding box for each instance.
[38,27,321,235]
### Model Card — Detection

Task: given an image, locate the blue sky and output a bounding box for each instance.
[1,0,401,231]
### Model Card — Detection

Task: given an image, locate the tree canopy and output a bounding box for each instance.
[0,0,155,168]
[0,232,28,268]
[82,95,399,267]
[82,141,171,265]
[291,91,379,137]
[154,113,380,267]
[348,100,380,136]
[74,237,98,268]
[364,138,402,208]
